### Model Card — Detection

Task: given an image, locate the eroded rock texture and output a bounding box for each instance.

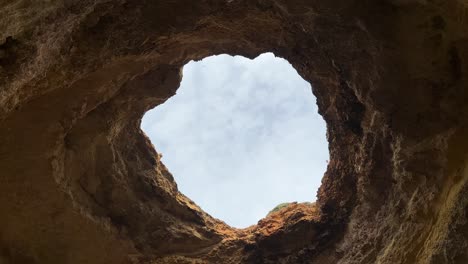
[1,0,467,263]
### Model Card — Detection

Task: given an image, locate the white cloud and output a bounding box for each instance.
[141,53,329,228]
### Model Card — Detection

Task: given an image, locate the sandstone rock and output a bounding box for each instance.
[0,0,467,263]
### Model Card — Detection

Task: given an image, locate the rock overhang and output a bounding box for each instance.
[0,0,467,263]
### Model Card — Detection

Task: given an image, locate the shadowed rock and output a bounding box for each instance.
[0,0,467,263]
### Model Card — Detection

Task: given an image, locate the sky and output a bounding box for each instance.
[141,53,329,228]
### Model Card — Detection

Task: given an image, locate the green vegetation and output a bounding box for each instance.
[267,202,292,215]
[266,202,315,217]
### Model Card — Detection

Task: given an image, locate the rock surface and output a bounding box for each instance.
[1,0,468,263]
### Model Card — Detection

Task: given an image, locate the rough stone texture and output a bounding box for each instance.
[1,0,468,263]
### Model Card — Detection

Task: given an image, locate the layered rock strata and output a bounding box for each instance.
[1,0,467,263]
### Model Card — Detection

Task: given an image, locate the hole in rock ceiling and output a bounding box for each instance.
[141,53,329,228]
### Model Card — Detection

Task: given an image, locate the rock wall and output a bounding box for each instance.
[0,0,467,263]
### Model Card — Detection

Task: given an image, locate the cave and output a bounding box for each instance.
[1,1,467,264]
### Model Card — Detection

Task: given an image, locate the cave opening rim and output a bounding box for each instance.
[140,52,330,229]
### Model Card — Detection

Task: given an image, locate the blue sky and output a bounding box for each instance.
[141,53,328,228]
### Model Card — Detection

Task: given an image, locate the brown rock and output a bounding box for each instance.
[0,0,467,263]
